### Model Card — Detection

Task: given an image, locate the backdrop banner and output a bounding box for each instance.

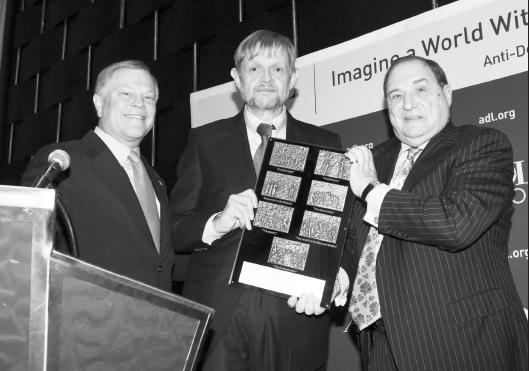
[190,0,528,368]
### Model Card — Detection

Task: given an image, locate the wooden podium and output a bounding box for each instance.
[0,185,213,371]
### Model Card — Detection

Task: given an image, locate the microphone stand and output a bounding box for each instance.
[55,193,79,258]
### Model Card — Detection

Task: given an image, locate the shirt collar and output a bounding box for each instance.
[243,105,287,139]
[94,126,138,166]
[399,140,428,158]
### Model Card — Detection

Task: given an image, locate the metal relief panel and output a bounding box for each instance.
[253,201,294,233]
[268,237,310,271]
[307,180,348,211]
[299,210,341,244]
[261,171,301,202]
[314,150,350,180]
[269,142,309,171]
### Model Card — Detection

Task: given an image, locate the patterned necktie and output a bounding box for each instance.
[253,123,275,176]
[349,147,422,330]
[127,150,161,253]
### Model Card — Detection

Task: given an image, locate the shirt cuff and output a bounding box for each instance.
[363,183,391,227]
[202,212,225,245]
[334,267,350,306]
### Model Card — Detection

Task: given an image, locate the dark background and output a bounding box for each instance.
[0,0,457,189]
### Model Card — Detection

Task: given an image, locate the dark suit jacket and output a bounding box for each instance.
[22,130,174,291]
[347,122,528,371]
[170,111,341,370]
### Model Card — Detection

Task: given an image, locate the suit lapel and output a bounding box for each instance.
[285,113,309,143]
[375,138,401,185]
[286,114,300,141]
[82,131,156,252]
[225,111,257,188]
[403,122,460,191]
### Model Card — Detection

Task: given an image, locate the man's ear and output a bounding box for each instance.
[230,68,241,90]
[93,94,103,118]
[442,84,452,107]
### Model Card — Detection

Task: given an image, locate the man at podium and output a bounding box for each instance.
[21,60,174,292]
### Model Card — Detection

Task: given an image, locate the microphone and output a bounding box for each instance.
[32,149,71,188]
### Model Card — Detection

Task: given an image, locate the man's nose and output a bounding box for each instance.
[132,94,144,107]
[261,69,272,82]
[403,92,416,110]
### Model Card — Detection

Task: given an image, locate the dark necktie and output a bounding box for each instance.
[127,150,161,253]
[253,123,275,176]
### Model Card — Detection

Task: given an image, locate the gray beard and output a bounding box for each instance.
[246,95,283,111]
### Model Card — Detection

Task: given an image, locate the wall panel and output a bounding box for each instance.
[12,107,57,160]
[46,0,88,29]
[60,91,97,141]
[40,52,87,109]
[151,48,193,111]
[125,0,173,26]
[6,76,35,122]
[18,25,63,81]
[155,104,191,190]
[66,0,121,56]
[12,2,41,49]
[91,16,155,82]
[197,5,293,89]
[158,1,200,58]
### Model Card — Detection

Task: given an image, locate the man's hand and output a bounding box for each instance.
[212,189,258,234]
[287,294,326,316]
[287,269,349,315]
[344,146,379,197]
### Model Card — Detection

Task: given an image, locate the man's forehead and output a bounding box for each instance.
[106,68,156,89]
[388,61,435,85]
[246,48,287,62]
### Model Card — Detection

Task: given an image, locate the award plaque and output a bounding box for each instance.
[230,138,354,308]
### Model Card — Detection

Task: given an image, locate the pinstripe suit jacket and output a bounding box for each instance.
[347,122,528,371]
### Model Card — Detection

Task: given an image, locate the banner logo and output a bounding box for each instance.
[478,109,516,124]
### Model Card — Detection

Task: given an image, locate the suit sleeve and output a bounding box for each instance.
[378,128,514,251]
[169,131,213,252]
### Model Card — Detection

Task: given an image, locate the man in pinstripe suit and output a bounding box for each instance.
[343,56,528,370]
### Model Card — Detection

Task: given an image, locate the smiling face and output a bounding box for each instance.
[93,68,157,148]
[231,50,297,118]
[385,60,452,147]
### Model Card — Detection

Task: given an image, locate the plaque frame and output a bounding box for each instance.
[229,138,354,308]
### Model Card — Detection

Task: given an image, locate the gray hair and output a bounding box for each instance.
[94,60,159,98]
[383,55,449,97]
[234,30,296,74]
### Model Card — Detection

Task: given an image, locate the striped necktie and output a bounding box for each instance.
[253,123,275,176]
[349,147,422,330]
[127,150,161,253]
